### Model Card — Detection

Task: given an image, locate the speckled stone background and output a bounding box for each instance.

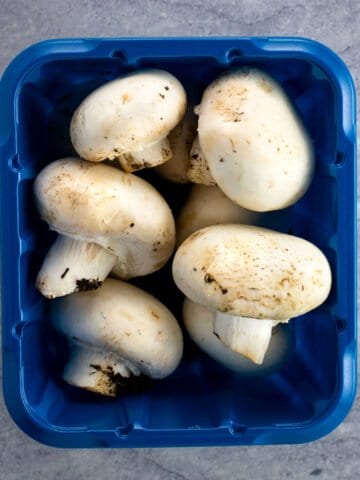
[0,1,358,479]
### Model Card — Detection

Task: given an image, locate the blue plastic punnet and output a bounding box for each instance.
[0,37,356,447]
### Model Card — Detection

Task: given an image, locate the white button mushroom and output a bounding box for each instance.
[176,184,290,246]
[52,278,183,397]
[187,135,216,186]
[70,70,187,172]
[172,225,331,364]
[183,298,292,375]
[177,184,260,246]
[156,107,197,183]
[197,67,314,211]
[34,158,175,298]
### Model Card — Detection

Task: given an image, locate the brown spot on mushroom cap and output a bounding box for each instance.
[61,267,70,279]
[203,272,229,296]
[204,273,215,283]
[209,81,249,123]
[257,78,273,93]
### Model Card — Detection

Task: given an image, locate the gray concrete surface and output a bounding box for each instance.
[0,1,359,479]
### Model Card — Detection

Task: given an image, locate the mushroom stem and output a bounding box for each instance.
[187,135,216,186]
[63,342,141,397]
[36,236,117,298]
[213,312,287,365]
[117,137,172,172]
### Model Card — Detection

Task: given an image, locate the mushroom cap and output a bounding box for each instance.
[52,279,183,379]
[177,184,259,245]
[197,67,314,212]
[70,69,186,163]
[183,299,292,375]
[172,225,332,319]
[34,158,175,278]
[156,106,196,183]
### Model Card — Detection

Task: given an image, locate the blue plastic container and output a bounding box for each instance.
[0,37,357,447]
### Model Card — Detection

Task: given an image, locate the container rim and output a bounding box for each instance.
[0,36,357,448]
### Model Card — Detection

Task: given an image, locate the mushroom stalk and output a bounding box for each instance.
[117,137,171,173]
[214,311,287,365]
[156,106,196,183]
[183,298,292,375]
[64,342,141,397]
[36,236,117,298]
[187,136,216,186]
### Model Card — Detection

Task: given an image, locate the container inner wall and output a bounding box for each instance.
[11,51,345,438]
